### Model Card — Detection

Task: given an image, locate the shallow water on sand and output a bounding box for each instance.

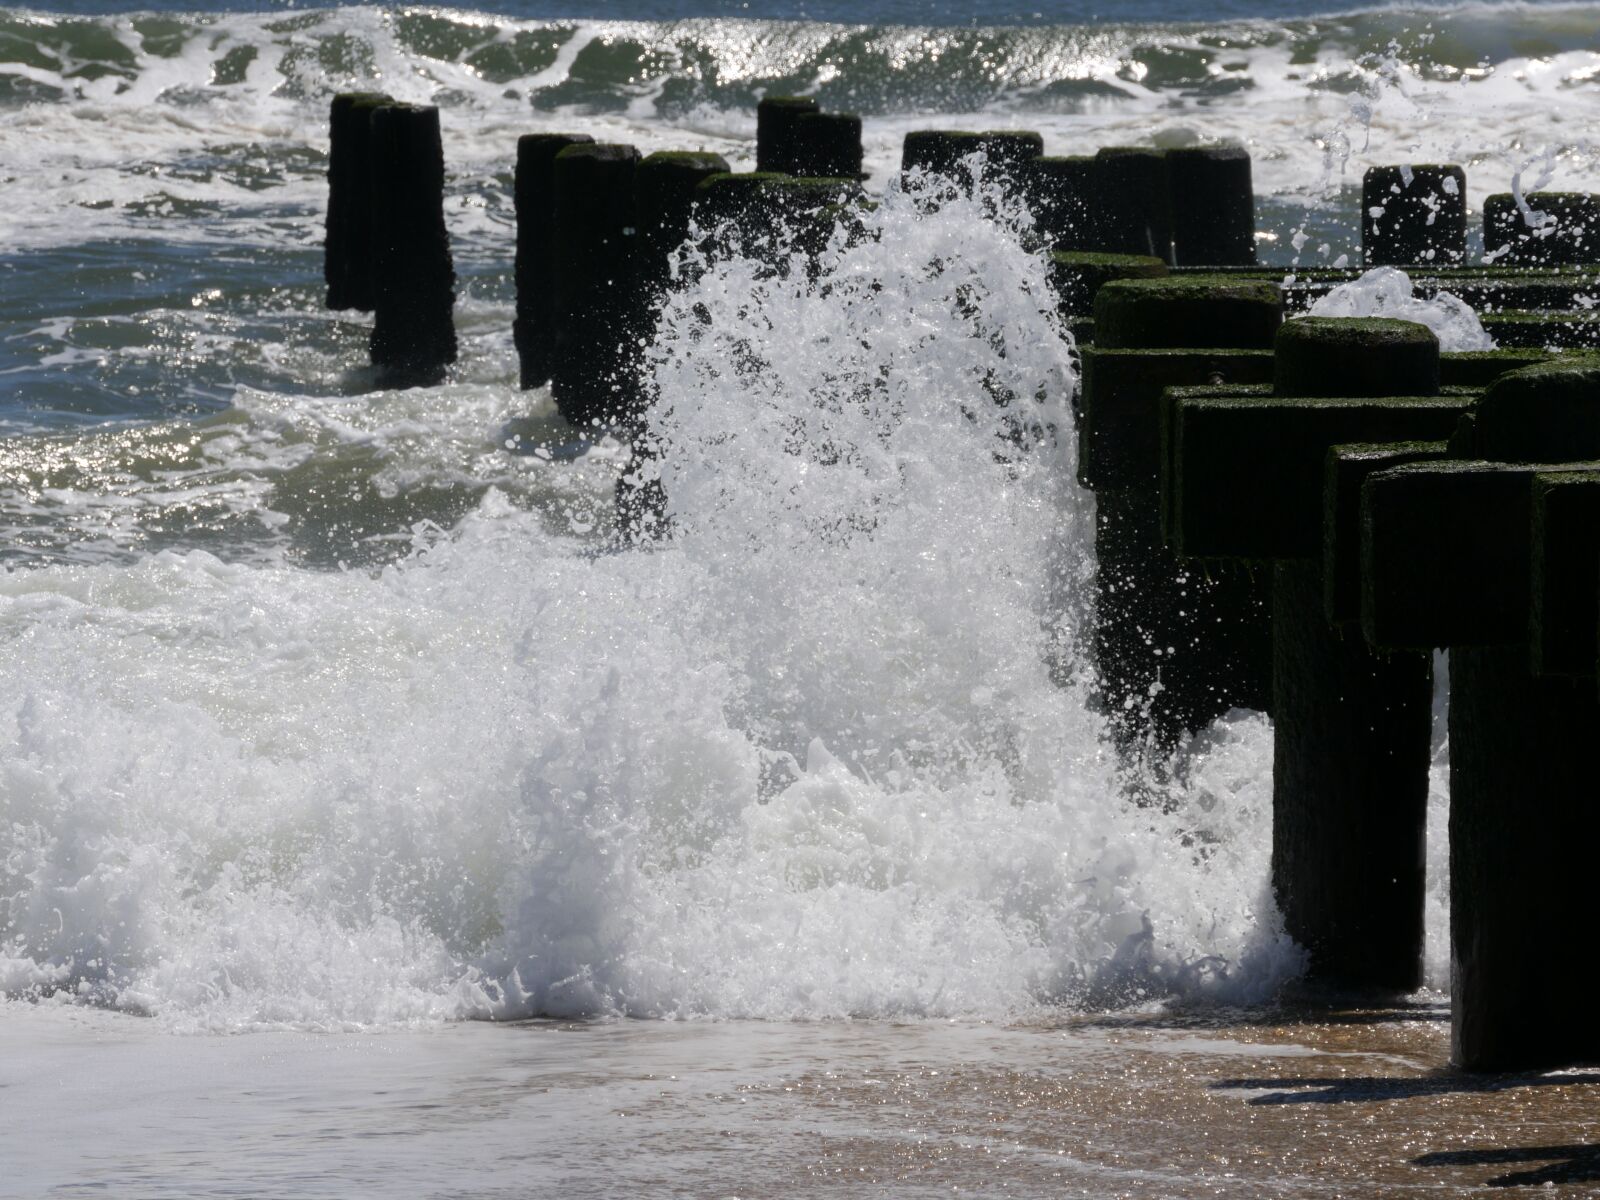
[8,1003,1600,1197]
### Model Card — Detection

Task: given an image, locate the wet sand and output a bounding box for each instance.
[5,1001,1598,1197]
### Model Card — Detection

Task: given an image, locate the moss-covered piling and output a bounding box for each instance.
[1358,357,1600,1069]
[1530,470,1600,679]
[1094,276,1281,349]
[1048,251,1167,320]
[1274,316,1441,398]
[1082,276,1282,752]
[1164,316,1448,993]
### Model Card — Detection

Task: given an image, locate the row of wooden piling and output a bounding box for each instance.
[1076,268,1600,1072]
[320,96,1600,1073]
[323,92,1599,399]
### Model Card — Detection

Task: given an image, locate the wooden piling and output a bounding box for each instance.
[1095,148,1172,263]
[515,132,594,390]
[369,102,456,387]
[756,96,819,174]
[550,142,642,429]
[1359,356,1600,1067]
[1166,316,1468,992]
[325,92,393,312]
[1083,276,1282,752]
[1166,146,1256,266]
[1362,165,1467,267]
[1028,156,1099,252]
[1483,192,1600,266]
[791,112,864,180]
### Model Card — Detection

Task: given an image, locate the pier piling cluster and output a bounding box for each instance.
[321,96,1600,1072]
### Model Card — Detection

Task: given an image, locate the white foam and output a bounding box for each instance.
[1307,265,1495,350]
[1,177,1304,1030]
[1,7,1597,253]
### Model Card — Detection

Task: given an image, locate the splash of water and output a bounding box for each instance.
[2,167,1301,1032]
[1307,265,1494,351]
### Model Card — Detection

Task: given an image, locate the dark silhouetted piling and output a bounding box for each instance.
[1362,164,1467,266]
[695,172,863,271]
[325,91,392,312]
[902,130,1043,197]
[514,132,594,390]
[551,142,641,429]
[1095,147,1172,262]
[792,112,864,179]
[1166,146,1256,266]
[1361,356,1600,1068]
[1167,316,1464,993]
[1028,156,1098,251]
[1448,644,1600,1069]
[634,149,730,291]
[1083,276,1282,752]
[756,96,818,174]
[1483,191,1600,266]
[369,102,456,387]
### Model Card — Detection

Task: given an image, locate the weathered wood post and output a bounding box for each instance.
[901,130,1044,200]
[1483,191,1600,265]
[617,150,731,532]
[792,112,864,180]
[1082,276,1281,751]
[634,150,731,292]
[756,96,818,174]
[695,172,864,272]
[369,102,457,386]
[1048,251,1166,320]
[1165,317,1479,991]
[1095,147,1172,262]
[514,132,594,389]
[1360,356,1600,1069]
[1166,146,1256,266]
[1027,155,1099,251]
[551,142,641,429]
[325,91,392,312]
[1362,164,1467,266]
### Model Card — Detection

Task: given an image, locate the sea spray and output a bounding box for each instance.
[1,165,1311,1032]
[1308,266,1493,351]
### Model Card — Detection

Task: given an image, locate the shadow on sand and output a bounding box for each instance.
[1414,1144,1600,1188]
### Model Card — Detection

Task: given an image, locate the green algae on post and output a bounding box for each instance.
[1048,250,1167,320]
[1274,316,1439,398]
[1093,275,1281,350]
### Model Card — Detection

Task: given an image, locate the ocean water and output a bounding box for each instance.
[2,2,1596,1194]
